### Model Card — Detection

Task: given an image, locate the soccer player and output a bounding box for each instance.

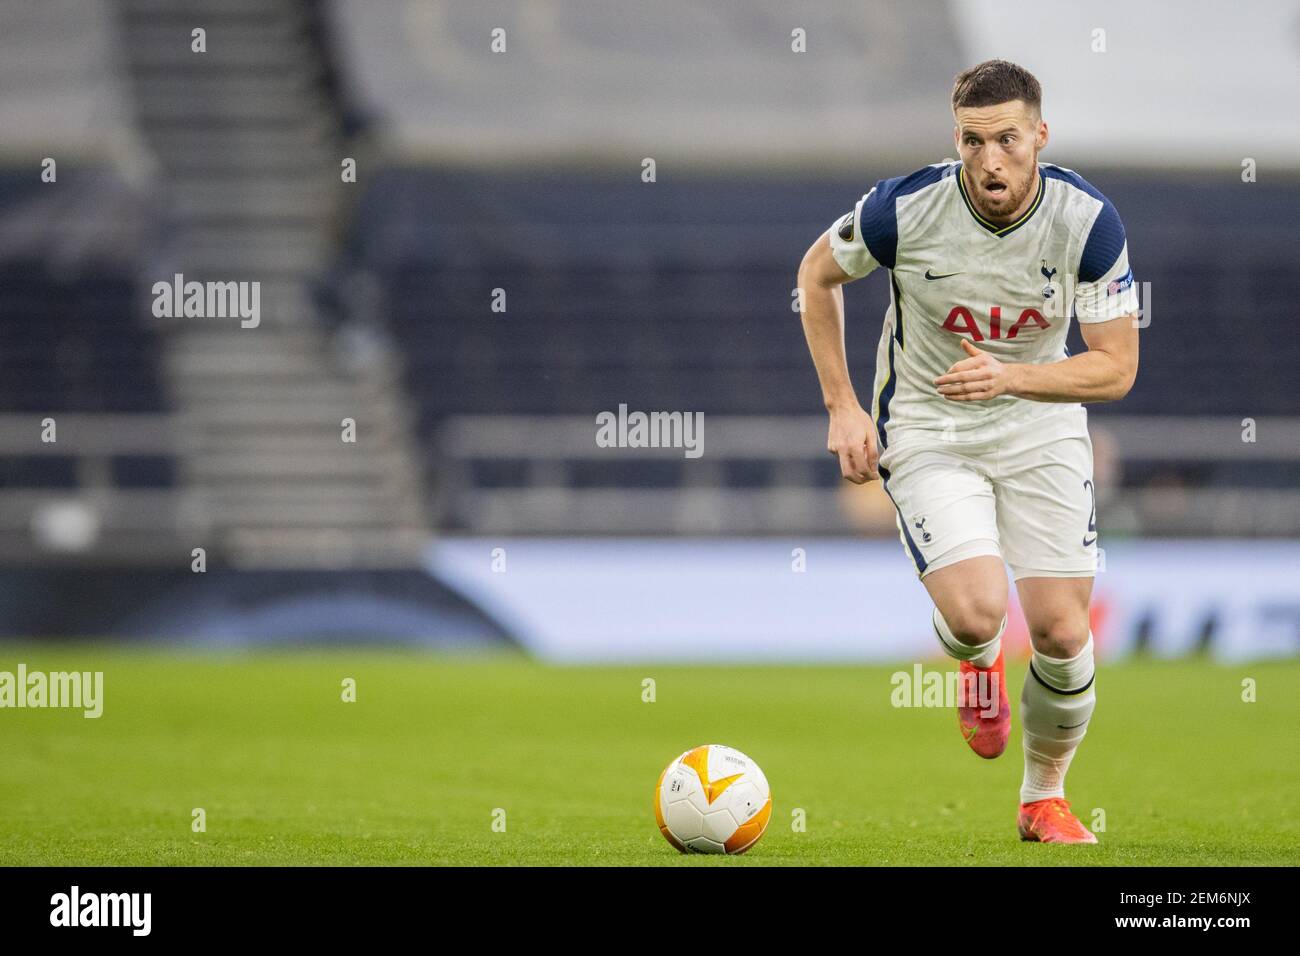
[797,60,1139,844]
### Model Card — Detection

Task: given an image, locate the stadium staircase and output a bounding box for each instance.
[115,0,429,566]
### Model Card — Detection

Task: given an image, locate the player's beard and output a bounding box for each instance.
[972,162,1037,225]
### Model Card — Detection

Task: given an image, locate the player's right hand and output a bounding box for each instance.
[826,404,880,484]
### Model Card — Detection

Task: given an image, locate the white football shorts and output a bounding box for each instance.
[876,412,1100,581]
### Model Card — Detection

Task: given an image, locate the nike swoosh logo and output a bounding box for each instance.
[925,269,962,280]
[1058,720,1090,729]
[1082,535,1097,547]
[962,724,979,742]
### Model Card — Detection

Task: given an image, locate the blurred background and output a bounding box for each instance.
[1,0,1297,662]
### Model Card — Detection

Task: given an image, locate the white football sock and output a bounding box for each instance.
[1020,634,1096,804]
[932,607,1005,669]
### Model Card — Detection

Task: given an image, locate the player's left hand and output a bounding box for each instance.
[934,339,1019,401]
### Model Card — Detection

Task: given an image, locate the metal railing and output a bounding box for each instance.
[0,413,187,561]
[435,414,1300,536]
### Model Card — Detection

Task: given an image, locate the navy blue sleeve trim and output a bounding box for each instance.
[859,163,952,270]
[1078,200,1126,283]
[1040,165,1127,283]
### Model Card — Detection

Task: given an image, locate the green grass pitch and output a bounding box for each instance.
[1,646,1296,865]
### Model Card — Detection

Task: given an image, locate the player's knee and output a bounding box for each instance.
[943,598,1006,645]
[1030,618,1090,658]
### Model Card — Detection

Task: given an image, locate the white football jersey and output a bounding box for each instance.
[829,161,1139,447]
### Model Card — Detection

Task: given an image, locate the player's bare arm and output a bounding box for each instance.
[797,232,879,483]
[934,313,1139,403]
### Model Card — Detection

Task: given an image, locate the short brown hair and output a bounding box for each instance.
[951,59,1041,114]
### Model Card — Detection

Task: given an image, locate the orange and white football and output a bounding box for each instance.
[655,744,772,854]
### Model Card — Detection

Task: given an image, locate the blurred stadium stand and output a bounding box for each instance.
[0,0,140,163]
[336,166,1300,535]
[0,1,1297,643]
[114,0,430,567]
[327,0,964,169]
[0,0,433,570]
[318,1,1300,538]
[0,2,178,562]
